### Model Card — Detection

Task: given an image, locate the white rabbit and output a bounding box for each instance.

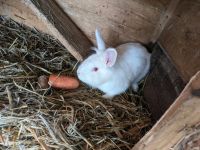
[77,29,151,99]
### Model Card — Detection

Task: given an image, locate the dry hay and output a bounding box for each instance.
[0,16,151,150]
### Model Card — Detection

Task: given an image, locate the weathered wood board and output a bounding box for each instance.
[144,44,185,121]
[151,0,180,43]
[158,0,200,82]
[55,0,171,47]
[30,0,92,60]
[133,71,200,150]
[0,0,51,35]
[0,0,173,59]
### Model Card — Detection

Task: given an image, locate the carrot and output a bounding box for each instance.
[48,74,79,89]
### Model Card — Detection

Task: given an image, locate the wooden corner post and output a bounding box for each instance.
[26,0,92,61]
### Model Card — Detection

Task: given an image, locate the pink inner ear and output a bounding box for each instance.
[105,49,117,67]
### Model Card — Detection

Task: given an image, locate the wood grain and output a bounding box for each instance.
[56,0,171,46]
[151,0,180,43]
[0,0,51,35]
[133,71,200,150]
[158,0,200,82]
[143,44,185,121]
[30,0,92,61]
[0,0,174,61]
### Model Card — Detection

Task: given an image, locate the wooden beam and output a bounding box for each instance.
[133,71,200,150]
[26,0,92,61]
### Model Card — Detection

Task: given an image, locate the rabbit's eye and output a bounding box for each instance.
[92,67,98,72]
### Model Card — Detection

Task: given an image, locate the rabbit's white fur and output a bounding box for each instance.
[77,29,151,99]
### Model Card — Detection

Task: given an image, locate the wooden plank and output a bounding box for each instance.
[0,0,51,35]
[158,0,200,82]
[28,0,92,61]
[143,44,185,121]
[133,71,200,150]
[151,0,180,43]
[55,0,171,46]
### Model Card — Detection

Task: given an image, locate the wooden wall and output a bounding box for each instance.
[158,0,200,82]
[1,0,199,78]
[55,0,170,46]
[142,0,200,121]
[133,71,200,150]
[143,45,185,121]
[0,0,172,47]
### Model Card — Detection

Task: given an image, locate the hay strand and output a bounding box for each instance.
[0,16,151,150]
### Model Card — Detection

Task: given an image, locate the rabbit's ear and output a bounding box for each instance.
[104,48,117,67]
[95,28,106,51]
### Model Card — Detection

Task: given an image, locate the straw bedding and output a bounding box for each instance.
[0,16,151,150]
